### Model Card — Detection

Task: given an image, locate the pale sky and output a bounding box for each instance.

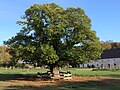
[0,0,120,45]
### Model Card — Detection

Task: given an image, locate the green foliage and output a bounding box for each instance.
[39,44,59,64]
[15,63,25,68]
[4,3,103,69]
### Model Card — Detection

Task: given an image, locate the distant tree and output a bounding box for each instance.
[0,46,11,66]
[100,41,120,50]
[100,41,112,50]
[4,3,103,78]
[111,42,120,49]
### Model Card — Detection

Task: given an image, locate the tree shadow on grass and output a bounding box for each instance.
[0,73,54,82]
[3,78,120,90]
[0,73,120,90]
[0,73,37,81]
[106,74,120,78]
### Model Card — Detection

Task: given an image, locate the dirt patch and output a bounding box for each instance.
[1,76,118,87]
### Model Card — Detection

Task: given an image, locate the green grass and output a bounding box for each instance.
[62,68,120,78]
[0,67,48,74]
[0,67,48,81]
[0,67,120,90]
[0,67,120,78]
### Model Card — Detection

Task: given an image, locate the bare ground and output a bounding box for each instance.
[0,76,119,87]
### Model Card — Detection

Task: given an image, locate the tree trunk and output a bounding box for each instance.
[50,66,60,79]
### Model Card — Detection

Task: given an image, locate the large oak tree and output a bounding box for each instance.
[4,3,103,77]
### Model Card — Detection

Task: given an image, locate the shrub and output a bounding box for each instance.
[24,64,32,69]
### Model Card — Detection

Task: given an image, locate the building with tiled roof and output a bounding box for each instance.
[79,48,120,68]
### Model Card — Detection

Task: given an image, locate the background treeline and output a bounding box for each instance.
[100,40,120,50]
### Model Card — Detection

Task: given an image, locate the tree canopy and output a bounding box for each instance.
[4,3,103,74]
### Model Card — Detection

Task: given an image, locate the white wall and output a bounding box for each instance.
[88,58,120,69]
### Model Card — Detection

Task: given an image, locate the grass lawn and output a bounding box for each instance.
[0,67,120,90]
[62,68,120,78]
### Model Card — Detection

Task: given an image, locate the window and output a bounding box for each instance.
[114,63,116,66]
[101,64,103,68]
[114,63,117,68]
[108,64,110,68]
